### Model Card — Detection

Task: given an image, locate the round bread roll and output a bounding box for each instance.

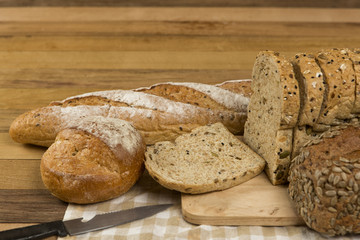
[288,124,360,236]
[40,116,145,204]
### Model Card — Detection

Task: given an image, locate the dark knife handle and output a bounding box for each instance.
[0,220,68,240]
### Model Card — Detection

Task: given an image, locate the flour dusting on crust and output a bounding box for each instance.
[61,90,203,116]
[136,81,250,112]
[71,116,142,157]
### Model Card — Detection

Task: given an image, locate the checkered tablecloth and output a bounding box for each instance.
[60,171,358,240]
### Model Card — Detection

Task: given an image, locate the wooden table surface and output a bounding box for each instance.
[0,1,359,238]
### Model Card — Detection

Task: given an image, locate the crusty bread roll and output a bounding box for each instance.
[9,80,251,147]
[288,124,360,236]
[40,116,145,204]
[144,122,265,194]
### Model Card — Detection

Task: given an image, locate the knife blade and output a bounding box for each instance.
[0,203,173,240]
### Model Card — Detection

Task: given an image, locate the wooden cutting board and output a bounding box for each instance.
[181,172,305,226]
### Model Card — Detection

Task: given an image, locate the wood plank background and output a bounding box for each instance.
[0,0,359,237]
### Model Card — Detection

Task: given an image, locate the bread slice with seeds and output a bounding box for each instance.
[292,53,325,126]
[244,51,300,185]
[313,49,356,130]
[144,122,265,194]
[346,48,360,114]
[291,53,325,158]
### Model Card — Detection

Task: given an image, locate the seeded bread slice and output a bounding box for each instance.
[292,53,325,126]
[144,122,265,194]
[244,51,300,185]
[347,48,360,114]
[314,49,356,127]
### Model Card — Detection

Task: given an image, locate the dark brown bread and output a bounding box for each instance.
[288,124,360,236]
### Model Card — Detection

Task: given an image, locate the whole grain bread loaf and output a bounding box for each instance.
[9,80,251,147]
[144,122,265,194]
[41,116,145,204]
[288,124,360,236]
[245,49,360,185]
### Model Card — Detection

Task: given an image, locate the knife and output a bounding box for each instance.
[0,203,173,240]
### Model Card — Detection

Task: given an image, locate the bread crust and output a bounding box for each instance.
[40,117,145,204]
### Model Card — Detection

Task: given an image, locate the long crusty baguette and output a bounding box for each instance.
[9,80,251,147]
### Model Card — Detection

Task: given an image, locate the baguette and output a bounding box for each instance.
[9,81,251,147]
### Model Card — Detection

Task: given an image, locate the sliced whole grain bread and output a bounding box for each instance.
[292,53,325,126]
[215,79,252,96]
[314,49,356,128]
[244,51,300,185]
[291,53,325,159]
[346,48,360,114]
[144,122,265,194]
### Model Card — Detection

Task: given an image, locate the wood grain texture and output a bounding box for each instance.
[1,7,360,23]
[0,0,359,8]
[0,189,67,222]
[182,173,304,226]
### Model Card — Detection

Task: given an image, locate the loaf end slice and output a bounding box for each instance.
[144,122,265,194]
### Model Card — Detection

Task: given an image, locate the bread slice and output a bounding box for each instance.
[347,48,360,114]
[244,51,300,185]
[291,53,325,159]
[292,53,325,126]
[314,49,356,127]
[144,122,265,194]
